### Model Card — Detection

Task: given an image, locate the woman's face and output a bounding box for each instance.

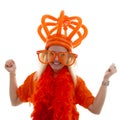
[48,45,68,73]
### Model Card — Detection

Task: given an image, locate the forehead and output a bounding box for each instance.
[48,45,68,52]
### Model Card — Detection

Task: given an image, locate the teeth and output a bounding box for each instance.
[53,62,60,65]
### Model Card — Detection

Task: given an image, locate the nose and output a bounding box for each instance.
[55,54,58,61]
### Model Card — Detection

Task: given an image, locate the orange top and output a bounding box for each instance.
[17,65,94,120]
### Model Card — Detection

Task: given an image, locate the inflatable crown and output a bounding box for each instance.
[38,10,88,51]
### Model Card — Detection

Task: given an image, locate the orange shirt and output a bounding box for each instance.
[17,66,94,120]
[17,72,94,108]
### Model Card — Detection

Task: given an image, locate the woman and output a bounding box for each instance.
[5,10,117,120]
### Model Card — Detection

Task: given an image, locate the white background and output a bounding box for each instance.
[0,0,120,119]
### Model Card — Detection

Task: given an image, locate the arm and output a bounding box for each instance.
[5,59,22,106]
[88,63,117,114]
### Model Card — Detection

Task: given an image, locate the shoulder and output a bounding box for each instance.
[24,71,37,83]
[76,76,86,86]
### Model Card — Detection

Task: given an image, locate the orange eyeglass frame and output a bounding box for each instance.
[36,50,78,66]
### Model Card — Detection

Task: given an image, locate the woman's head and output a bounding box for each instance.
[37,10,88,72]
[48,45,67,72]
[37,45,77,73]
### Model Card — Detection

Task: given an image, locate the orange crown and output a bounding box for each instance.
[38,10,88,51]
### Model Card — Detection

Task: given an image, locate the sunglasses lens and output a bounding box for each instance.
[38,51,55,64]
[37,50,77,66]
[59,52,76,66]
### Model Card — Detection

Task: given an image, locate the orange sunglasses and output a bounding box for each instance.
[36,50,77,66]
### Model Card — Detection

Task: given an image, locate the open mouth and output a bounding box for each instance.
[52,61,61,65]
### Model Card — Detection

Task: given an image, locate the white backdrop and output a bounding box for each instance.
[0,0,120,119]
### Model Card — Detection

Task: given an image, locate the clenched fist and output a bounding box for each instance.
[104,63,117,80]
[5,59,16,73]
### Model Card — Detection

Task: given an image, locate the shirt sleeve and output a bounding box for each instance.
[75,76,95,108]
[16,72,36,102]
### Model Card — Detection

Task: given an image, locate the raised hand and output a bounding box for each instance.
[5,59,16,73]
[104,63,117,80]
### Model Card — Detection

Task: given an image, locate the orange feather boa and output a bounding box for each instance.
[31,65,79,120]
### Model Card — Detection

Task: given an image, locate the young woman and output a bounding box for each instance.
[5,10,117,120]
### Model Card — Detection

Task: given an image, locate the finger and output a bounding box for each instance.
[113,65,116,69]
[5,63,13,68]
